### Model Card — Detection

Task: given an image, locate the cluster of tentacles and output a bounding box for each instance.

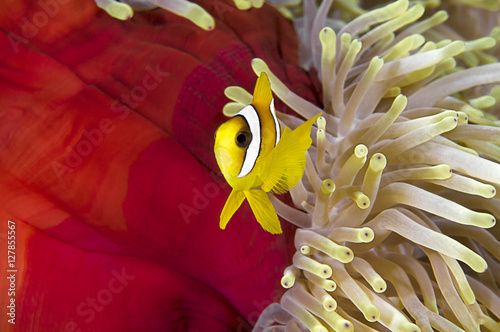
[220,0,500,331]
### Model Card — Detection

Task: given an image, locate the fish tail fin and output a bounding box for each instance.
[244,189,282,234]
[261,113,323,194]
[252,72,273,110]
[220,189,246,230]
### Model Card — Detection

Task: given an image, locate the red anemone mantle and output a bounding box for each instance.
[0,0,321,331]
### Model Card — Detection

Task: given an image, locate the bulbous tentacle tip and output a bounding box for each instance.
[369,153,387,172]
[469,95,496,109]
[251,0,265,8]
[373,279,387,293]
[358,227,375,243]
[281,266,299,289]
[317,116,326,130]
[183,4,215,30]
[334,320,353,332]
[300,245,310,255]
[363,304,380,322]
[281,274,294,289]
[322,296,337,311]
[320,179,335,195]
[96,0,134,20]
[233,0,252,10]
[353,190,370,209]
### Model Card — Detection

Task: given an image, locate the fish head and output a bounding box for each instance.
[214,115,253,182]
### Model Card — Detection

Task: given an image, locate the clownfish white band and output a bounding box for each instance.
[236,105,261,178]
[270,98,280,147]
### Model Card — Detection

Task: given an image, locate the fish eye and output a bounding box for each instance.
[235,130,252,148]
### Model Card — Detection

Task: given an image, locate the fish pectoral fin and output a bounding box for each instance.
[220,189,246,230]
[260,127,304,194]
[244,189,282,234]
[260,113,323,194]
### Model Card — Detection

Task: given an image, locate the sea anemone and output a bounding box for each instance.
[220,0,500,330]
[0,0,299,330]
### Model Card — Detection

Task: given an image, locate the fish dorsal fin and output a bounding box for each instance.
[252,72,273,110]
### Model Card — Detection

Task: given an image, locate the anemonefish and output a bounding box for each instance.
[214,72,322,234]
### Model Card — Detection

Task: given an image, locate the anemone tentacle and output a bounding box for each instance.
[221,1,500,330]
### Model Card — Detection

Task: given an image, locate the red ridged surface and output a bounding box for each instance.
[0,0,321,330]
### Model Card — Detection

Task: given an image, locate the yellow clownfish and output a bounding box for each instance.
[214,72,322,234]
